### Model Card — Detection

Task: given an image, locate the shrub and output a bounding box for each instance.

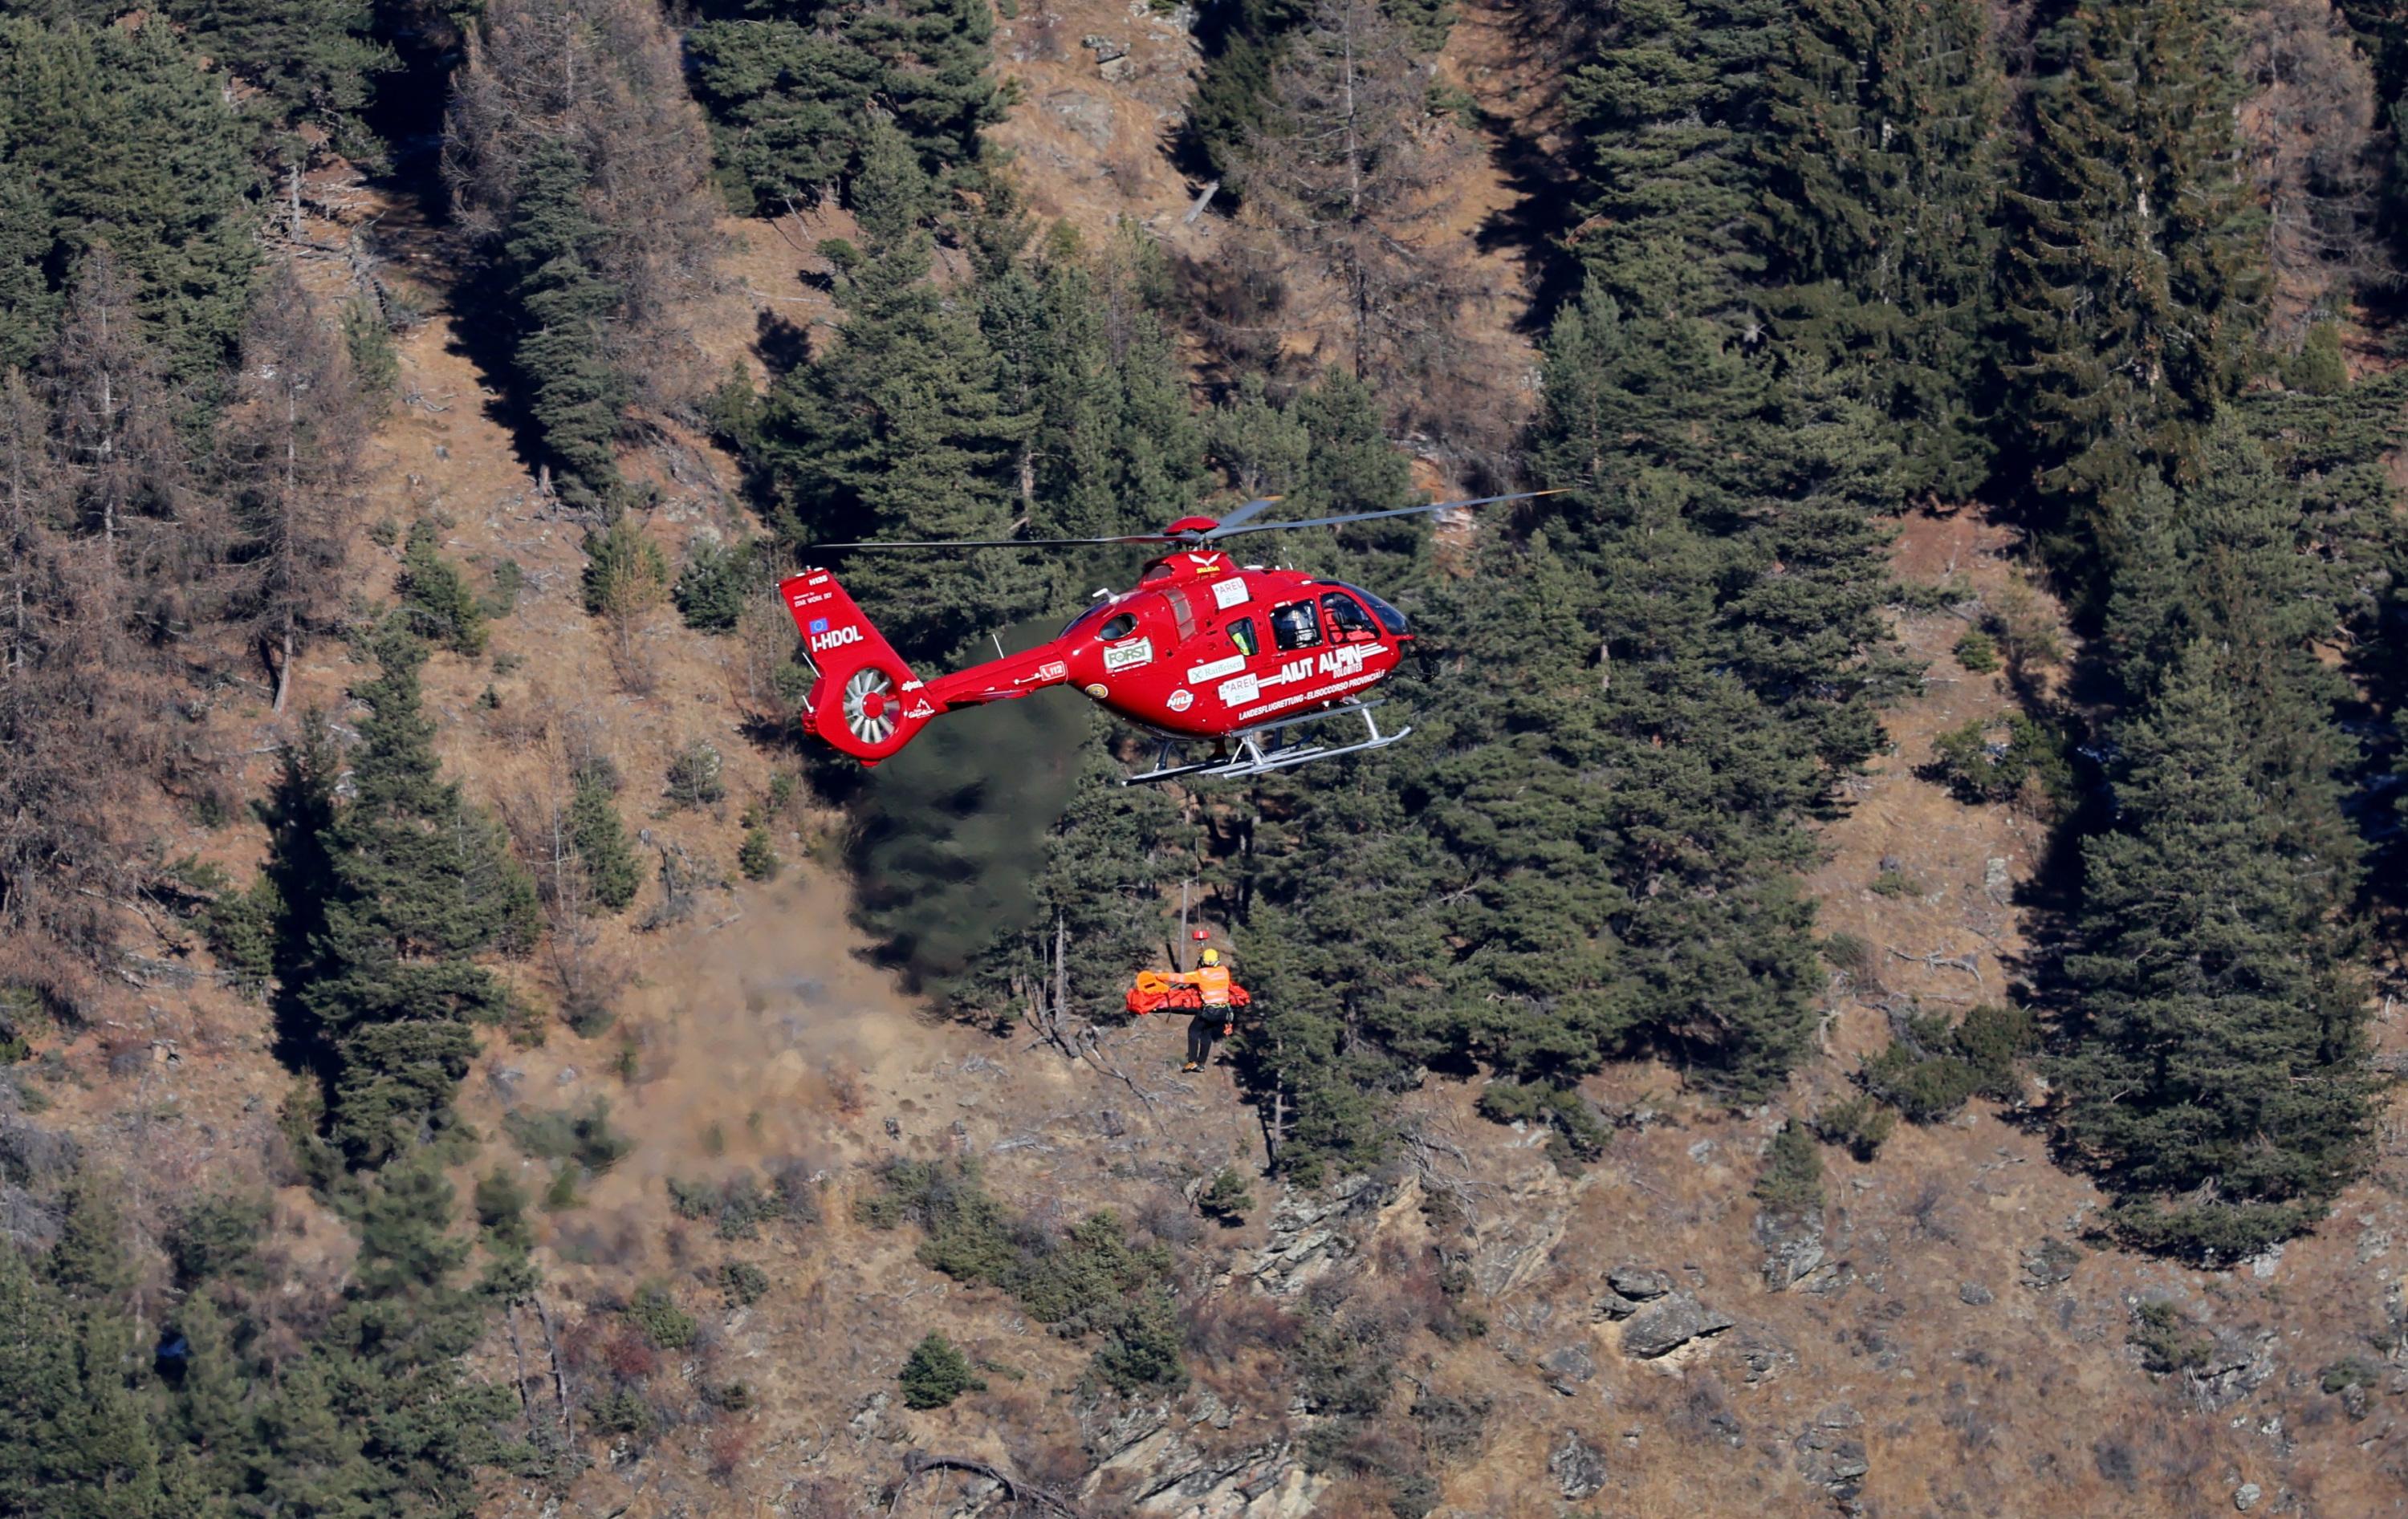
[1822,932,1873,979]
[585,1385,655,1436]
[625,1283,697,1349]
[1861,1005,2037,1123]
[1198,1167,1252,1224]
[504,1099,636,1174]
[1869,868,1918,897]
[1754,1120,1824,1220]
[343,299,398,401]
[675,538,755,633]
[721,1261,771,1306]
[2321,1356,2379,1394]
[168,1193,270,1285]
[1010,1212,1169,1334]
[738,825,779,882]
[1476,1082,1609,1172]
[1811,1094,1896,1162]
[1094,1285,1187,1393]
[900,1331,984,1409]
[582,512,669,620]
[482,558,525,618]
[398,522,489,656]
[666,741,726,810]
[2129,1300,2214,1375]
[200,876,280,999]
[1953,628,2000,673]
[1927,714,2072,810]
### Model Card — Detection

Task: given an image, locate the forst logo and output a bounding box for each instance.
[809,625,864,655]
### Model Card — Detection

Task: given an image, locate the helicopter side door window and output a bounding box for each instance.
[1271,602,1322,652]
[1321,592,1381,644]
[1227,617,1260,658]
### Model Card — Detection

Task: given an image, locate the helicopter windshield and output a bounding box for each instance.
[1328,583,1409,636]
[1056,600,1116,640]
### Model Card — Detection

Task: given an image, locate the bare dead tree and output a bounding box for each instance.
[221,261,368,713]
[0,371,155,1018]
[1226,0,1479,398]
[42,249,209,614]
[2239,0,2384,342]
[443,0,723,400]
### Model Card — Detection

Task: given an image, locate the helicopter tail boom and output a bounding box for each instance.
[780,571,932,765]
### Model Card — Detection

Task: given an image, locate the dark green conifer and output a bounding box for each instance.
[1752,0,2003,500]
[1998,0,2267,603]
[568,771,641,912]
[0,16,257,383]
[2052,640,2372,1261]
[299,635,537,1166]
[397,522,489,657]
[756,142,1040,664]
[686,0,1004,215]
[501,139,623,502]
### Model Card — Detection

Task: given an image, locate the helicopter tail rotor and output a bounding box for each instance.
[780,571,934,766]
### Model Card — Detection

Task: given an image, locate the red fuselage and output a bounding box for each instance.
[916,550,1412,737]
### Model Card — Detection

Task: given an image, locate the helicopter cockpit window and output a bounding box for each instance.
[1098,612,1138,642]
[1329,582,1410,636]
[1271,602,1322,651]
[1321,592,1380,643]
[1228,617,1259,658]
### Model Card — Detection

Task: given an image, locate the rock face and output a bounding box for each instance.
[1756,1210,1830,1293]
[1043,89,1116,150]
[1620,1291,1734,1359]
[1608,1264,1674,1300]
[1540,1343,1597,1394]
[1795,1404,1869,1511]
[1251,1174,1381,1296]
[1549,1429,1609,1500]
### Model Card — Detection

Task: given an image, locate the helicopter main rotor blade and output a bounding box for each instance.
[1201,495,1282,536]
[1204,488,1569,539]
[803,532,1173,552]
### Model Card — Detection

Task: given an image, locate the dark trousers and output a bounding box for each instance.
[1187,1013,1220,1066]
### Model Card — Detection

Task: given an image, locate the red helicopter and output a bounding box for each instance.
[778,490,1559,783]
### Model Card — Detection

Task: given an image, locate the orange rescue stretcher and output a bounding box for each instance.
[1125,969,1252,1017]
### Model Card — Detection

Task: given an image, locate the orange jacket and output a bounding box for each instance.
[1171,964,1233,1007]
[1125,969,1249,1016]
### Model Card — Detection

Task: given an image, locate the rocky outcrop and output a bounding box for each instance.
[1250,1174,1384,1297]
[1549,1429,1609,1500]
[1620,1291,1735,1359]
[1794,1404,1869,1513]
[1755,1209,1832,1293]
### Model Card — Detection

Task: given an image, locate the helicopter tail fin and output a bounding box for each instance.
[779,571,933,765]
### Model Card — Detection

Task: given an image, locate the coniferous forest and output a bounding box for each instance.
[6,1,2408,1514]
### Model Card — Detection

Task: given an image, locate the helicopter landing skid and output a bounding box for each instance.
[1122,701,1411,786]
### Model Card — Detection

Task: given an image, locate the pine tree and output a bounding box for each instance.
[2052,640,2372,1261]
[1567,0,1786,311]
[1751,0,2003,501]
[397,522,489,657]
[0,14,258,384]
[0,161,58,372]
[499,139,624,501]
[1998,0,2268,603]
[568,770,641,912]
[756,143,1040,664]
[686,0,1005,215]
[299,635,537,1167]
[161,0,394,167]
